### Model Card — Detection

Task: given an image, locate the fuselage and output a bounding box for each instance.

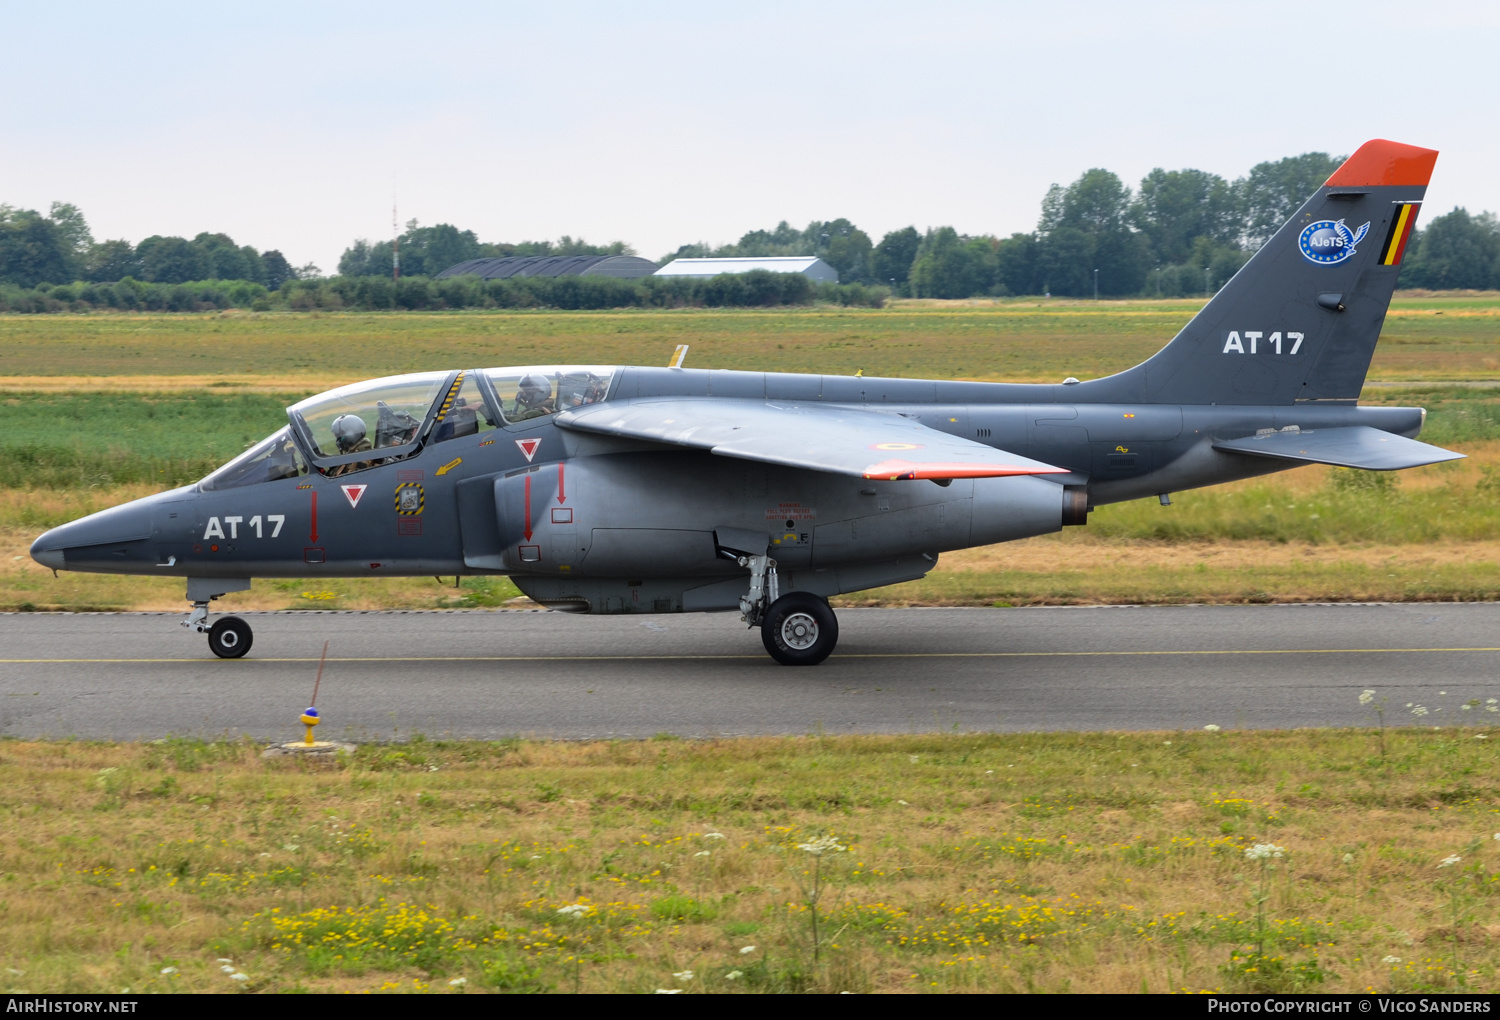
[30,363,1425,615]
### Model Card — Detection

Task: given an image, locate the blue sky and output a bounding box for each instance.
[2,0,1494,271]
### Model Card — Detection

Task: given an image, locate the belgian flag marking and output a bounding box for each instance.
[1379,202,1422,266]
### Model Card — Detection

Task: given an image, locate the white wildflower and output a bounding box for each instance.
[798,835,845,856]
[448,977,467,987]
[1476,735,1488,740]
[1382,955,1402,965]
[1359,690,1376,706]
[530,855,542,860]
[556,904,589,918]
[1462,703,1473,711]
[281,844,299,852]
[725,970,744,980]
[897,799,910,806]
[672,970,694,981]
[216,958,233,964]
[654,988,683,994]
[1342,853,1354,865]
[229,972,248,982]
[1411,705,1429,718]
[258,852,271,857]
[1245,843,1286,861]
[739,945,756,955]
[908,755,920,764]
[1439,855,1462,868]
[1204,724,1221,732]
[1164,741,1172,746]
[220,965,235,973]
[159,967,178,975]
[702,833,726,840]
[694,851,711,857]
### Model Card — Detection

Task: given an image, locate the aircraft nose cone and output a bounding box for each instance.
[29,499,159,571]
[29,533,65,570]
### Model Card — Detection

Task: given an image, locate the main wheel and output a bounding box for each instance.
[208,616,253,659]
[760,593,838,666]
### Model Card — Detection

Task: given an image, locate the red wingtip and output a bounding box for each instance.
[1325,139,1438,188]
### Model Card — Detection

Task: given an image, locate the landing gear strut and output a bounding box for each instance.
[737,554,839,665]
[182,578,254,659]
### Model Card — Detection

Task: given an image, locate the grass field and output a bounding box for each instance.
[0,295,1498,611]
[4,727,1500,994]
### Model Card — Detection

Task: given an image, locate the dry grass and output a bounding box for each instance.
[0,293,1495,386]
[3,729,1500,994]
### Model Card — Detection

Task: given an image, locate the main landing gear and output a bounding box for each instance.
[182,579,254,659]
[738,553,839,666]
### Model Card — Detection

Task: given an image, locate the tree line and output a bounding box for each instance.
[4,146,1499,303]
[0,203,308,290]
[657,153,1500,297]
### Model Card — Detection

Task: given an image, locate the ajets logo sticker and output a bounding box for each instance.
[1299,219,1369,265]
[341,484,367,509]
[515,438,541,462]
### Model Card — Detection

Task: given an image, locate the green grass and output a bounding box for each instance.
[5,728,1500,993]
[0,391,298,487]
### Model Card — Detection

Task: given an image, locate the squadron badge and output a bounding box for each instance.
[394,482,424,516]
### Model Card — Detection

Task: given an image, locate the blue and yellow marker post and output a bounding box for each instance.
[263,641,353,757]
[300,706,321,746]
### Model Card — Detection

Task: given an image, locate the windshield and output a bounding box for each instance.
[288,372,451,460]
[483,366,614,423]
[200,427,307,491]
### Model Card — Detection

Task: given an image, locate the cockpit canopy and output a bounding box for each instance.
[200,366,617,489]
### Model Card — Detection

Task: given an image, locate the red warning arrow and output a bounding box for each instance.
[522,474,533,540]
[557,462,566,504]
[309,490,319,542]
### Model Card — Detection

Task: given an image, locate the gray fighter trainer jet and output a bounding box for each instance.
[32,138,1460,664]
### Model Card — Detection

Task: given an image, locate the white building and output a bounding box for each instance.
[653,255,839,284]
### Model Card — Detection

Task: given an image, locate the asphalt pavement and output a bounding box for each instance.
[2,604,1498,741]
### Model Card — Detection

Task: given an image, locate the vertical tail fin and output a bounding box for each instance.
[1097,139,1437,406]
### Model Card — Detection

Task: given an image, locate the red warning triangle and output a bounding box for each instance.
[341,484,367,509]
[515,437,541,462]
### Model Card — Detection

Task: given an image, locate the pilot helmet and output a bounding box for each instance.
[331,414,367,452]
[516,375,550,408]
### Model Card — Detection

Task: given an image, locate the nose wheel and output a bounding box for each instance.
[208,616,253,658]
[760,592,838,666]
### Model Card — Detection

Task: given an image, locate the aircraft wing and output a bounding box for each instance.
[555,399,1067,480]
[1213,426,1463,471]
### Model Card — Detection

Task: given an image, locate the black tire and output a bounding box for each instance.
[208,616,253,659]
[760,593,838,666]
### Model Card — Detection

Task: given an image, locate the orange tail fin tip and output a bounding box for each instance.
[1325,139,1438,188]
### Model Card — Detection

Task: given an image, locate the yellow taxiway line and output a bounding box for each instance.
[5,647,1500,664]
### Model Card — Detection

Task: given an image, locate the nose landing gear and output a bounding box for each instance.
[182,578,254,659]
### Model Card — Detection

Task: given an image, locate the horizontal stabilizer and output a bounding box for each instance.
[1213,426,1463,471]
[556,398,1067,480]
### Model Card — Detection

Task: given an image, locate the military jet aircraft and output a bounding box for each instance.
[31,139,1461,664]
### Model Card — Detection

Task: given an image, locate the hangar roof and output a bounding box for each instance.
[436,255,659,280]
[653,256,839,282]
